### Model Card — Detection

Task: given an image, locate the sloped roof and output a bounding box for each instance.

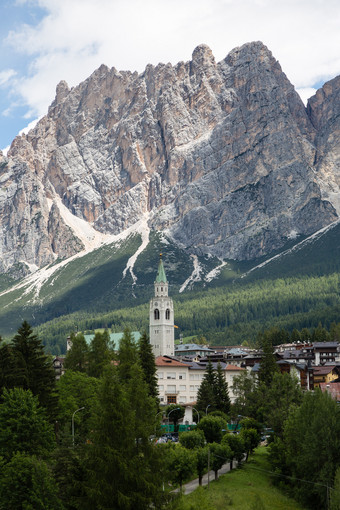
[313,365,336,375]
[175,343,214,352]
[313,342,339,349]
[84,331,141,349]
[156,356,187,367]
[155,256,167,283]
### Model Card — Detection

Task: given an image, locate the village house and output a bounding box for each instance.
[312,365,340,388]
[155,355,245,405]
[320,382,340,403]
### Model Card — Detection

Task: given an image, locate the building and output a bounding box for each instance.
[174,343,214,359]
[67,331,141,351]
[313,342,340,365]
[149,255,175,357]
[52,356,65,380]
[156,355,245,405]
[320,382,340,403]
[313,365,339,388]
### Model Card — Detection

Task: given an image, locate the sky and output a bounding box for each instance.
[0,0,340,152]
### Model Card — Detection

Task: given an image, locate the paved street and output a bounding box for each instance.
[174,461,234,495]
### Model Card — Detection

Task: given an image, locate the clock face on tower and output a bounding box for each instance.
[155,302,158,307]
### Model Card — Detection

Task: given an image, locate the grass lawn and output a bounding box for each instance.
[176,447,306,509]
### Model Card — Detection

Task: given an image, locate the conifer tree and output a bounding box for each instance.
[0,337,15,396]
[138,331,158,400]
[215,362,231,414]
[87,331,112,378]
[64,332,89,373]
[257,332,279,385]
[117,327,138,383]
[0,387,55,460]
[196,359,217,413]
[84,366,167,509]
[10,321,57,420]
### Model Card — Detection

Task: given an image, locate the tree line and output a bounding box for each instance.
[34,271,340,353]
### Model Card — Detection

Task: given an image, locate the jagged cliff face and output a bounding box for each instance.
[0,41,339,275]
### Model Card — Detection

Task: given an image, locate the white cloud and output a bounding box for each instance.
[4,0,340,120]
[0,69,16,86]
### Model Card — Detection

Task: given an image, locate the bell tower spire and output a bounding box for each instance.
[149,254,174,357]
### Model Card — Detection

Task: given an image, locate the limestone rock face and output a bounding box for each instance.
[1,41,339,274]
[307,76,340,214]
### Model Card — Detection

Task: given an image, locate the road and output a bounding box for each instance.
[174,461,235,495]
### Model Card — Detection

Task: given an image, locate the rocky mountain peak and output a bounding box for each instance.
[191,44,216,67]
[0,42,339,276]
[50,80,71,110]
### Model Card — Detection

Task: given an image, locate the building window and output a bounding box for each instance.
[167,395,177,404]
[165,308,170,320]
[154,309,160,320]
[179,373,186,380]
[179,385,186,391]
[179,396,187,403]
[189,374,195,381]
[158,385,164,391]
[167,385,176,392]
[160,397,164,402]
[158,372,163,379]
[190,385,195,391]
[167,373,176,379]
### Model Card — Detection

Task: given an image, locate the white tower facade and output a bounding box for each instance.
[149,255,175,357]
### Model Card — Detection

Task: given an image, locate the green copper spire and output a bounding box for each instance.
[155,254,167,283]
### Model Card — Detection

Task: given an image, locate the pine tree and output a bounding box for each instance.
[64,332,89,373]
[10,321,57,420]
[0,387,55,460]
[87,331,112,378]
[117,328,138,383]
[196,359,217,413]
[84,366,167,509]
[138,331,158,400]
[215,362,231,414]
[257,332,279,385]
[0,337,15,396]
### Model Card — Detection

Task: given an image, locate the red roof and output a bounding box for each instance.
[225,364,245,371]
[313,365,336,376]
[155,356,188,367]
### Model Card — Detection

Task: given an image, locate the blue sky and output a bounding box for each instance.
[1,0,340,152]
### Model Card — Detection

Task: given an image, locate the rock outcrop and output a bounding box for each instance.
[0,41,339,274]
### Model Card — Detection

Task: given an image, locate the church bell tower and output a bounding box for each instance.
[149,254,174,357]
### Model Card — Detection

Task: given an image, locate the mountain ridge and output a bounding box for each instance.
[0,41,339,280]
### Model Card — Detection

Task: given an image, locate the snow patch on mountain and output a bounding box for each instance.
[243,218,340,277]
[0,216,150,304]
[122,213,150,286]
[52,196,112,251]
[205,260,228,282]
[179,255,202,293]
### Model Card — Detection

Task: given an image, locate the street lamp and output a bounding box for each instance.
[206,404,211,415]
[72,407,85,447]
[155,410,165,435]
[192,407,200,424]
[168,407,180,433]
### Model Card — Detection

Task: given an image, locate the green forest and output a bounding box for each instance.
[35,270,340,354]
[2,322,340,509]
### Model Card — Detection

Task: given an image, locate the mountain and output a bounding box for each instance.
[1,41,340,276]
[0,41,340,345]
